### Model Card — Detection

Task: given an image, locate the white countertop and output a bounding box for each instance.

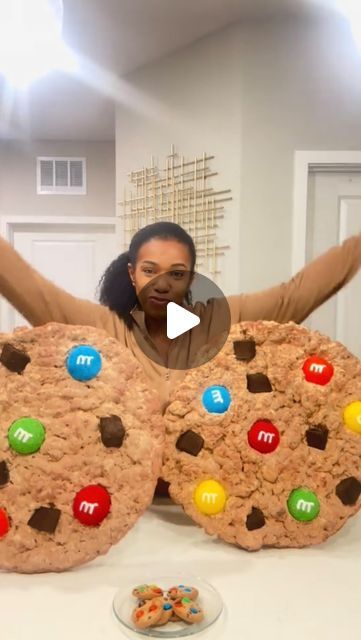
[1,500,360,640]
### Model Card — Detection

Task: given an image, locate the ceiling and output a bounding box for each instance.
[0,0,342,141]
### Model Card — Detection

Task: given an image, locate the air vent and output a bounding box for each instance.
[37,157,86,194]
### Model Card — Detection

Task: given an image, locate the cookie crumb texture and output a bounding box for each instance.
[0,323,163,573]
[163,321,361,550]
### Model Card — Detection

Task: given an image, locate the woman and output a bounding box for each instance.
[0,221,360,412]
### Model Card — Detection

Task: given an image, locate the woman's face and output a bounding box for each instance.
[128,238,193,319]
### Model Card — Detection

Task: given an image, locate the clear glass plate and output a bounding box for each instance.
[112,573,224,638]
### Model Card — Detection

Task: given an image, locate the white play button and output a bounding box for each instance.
[166,302,200,339]
[133,270,231,369]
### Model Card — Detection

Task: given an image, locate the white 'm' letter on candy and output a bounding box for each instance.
[79,501,99,515]
[296,499,314,513]
[211,390,224,403]
[310,363,326,374]
[76,355,94,366]
[258,431,275,443]
[14,428,33,443]
[201,493,217,505]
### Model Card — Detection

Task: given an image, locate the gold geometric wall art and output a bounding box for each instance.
[118,144,232,276]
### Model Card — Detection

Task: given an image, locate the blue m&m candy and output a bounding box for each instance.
[66,345,102,381]
[202,385,231,413]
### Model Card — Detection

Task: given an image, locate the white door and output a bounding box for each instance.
[0,218,119,332]
[306,170,361,358]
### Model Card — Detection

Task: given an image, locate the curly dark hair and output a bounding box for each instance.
[98,222,196,328]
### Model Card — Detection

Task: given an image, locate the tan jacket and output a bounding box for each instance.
[0,234,360,411]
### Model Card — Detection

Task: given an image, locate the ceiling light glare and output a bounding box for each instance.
[0,0,77,88]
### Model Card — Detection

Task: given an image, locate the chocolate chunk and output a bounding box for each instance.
[176,430,204,456]
[0,343,30,374]
[0,461,9,486]
[155,478,170,497]
[99,415,126,448]
[233,340,256,362]
[336,477,361,506]
[305,424,329,450]
[247,373,272,393]
[246,507,266,531]
[28,506,61,533]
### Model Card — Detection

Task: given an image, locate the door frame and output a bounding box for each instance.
[292,150,361,273]
[0,215,120,242]
[0,215,120,330]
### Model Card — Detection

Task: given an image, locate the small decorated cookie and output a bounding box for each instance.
[132,584,164,600]
[172,597,204,624]
[132,597,163,629]
[151,598,174,626]
[167,584,199,600]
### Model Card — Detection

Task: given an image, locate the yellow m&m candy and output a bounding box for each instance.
[193,479,227,515]
[343,401,361,435]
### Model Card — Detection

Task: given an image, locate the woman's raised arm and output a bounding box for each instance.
[226,233,361,324]
[0,236,120,335]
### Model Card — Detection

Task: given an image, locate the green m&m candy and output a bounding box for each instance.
[8,418,46,455]
[287,488,320,522]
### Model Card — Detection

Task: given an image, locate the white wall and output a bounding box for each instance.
[116,12,361,296]
[116,25,243,294]
[0,140,115,217]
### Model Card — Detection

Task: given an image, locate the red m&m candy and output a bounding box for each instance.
[73,484,111,526]
[0,508,10,538]
[302,356,334,386]
[248,420,280,454]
